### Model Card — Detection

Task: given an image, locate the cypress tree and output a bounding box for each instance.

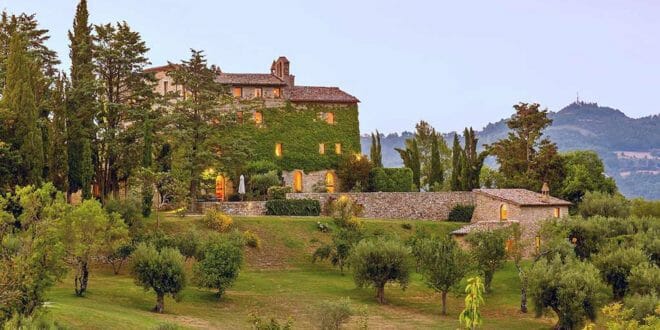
[396,138,421,191]
[462,127,487,190]
[370,130,383,167]
[450,134,462,191]
[428,133,444,190]
[4,33,43,184]
[48,74,69,192]
[67,0,96,199]
[141,117,154,217]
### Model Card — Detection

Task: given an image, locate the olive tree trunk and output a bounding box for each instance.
[74,260,89,296]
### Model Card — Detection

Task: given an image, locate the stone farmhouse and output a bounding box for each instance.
[146,56,360,200]
[450,185,571,255]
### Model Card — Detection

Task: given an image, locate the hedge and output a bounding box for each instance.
[448,204,475,222]
[267,186,292,200]
[370,167,413,192]
[265,199,321,216]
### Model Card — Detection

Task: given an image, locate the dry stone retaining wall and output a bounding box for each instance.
[196,201,267,216]
[287,192,475,220]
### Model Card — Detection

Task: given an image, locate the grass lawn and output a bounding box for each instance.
[46,214,558,329]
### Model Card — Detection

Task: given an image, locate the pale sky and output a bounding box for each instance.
[4,0,660,133]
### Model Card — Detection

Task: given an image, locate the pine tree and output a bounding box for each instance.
[67,0,96,199]
[48,74,69,192]
[428,133,444,190]
[450,134,463,191]
[4,33,43,184]
[370,130,383,167]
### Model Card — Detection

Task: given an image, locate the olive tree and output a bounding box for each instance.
[416,235,470,315]
[528,255,607,330]
[193,237,243,299]
[131,243,186,313]
[465,229,508,293]
[60,199,128,296]
[349,238,412,304]
[592,246,648,299]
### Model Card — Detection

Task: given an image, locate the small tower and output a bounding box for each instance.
[540,182,550,202]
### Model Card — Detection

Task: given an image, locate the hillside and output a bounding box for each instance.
[361,102,660,199]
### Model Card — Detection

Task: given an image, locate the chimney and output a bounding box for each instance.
[540,182,550,202]
[272,56,294,87]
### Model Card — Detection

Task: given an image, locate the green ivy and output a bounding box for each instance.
[225,102,360,172]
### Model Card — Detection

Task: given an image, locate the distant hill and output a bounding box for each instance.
[361,102,660,199]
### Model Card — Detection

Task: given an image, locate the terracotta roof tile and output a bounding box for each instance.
[283,86,359,103]
[451,220,517,235]
[215,73,286,86]
[474,189,571,206]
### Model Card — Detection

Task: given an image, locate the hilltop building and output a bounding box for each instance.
[146,56,360,200]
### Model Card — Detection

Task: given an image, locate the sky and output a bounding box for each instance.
[4,0,660,134]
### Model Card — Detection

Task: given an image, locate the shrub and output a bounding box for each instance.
[330,195,363,230]
[578,191,631,218]
[349,238,412,304]
[248,312,294,330]
[631,198,660,217]
[317,297,353,330]
[174,229,202,260]
[337,154,372,192]
[465,229,508,292]
[593,246,648,299]
[401,223,413,230]
[267,186,291,200]
[265,199,321,216]
[317,221,330,233]
[104,197,143,232]
[448,204,475,222]
[370,167,413,192]
[249,171,281,200]
[624,293,659,322]
[194,237,243,299]
[243,230,261,249]
[628,262,660,296]
[203,209,233,232]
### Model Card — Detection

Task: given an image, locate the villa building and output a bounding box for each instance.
[146,56,360,200]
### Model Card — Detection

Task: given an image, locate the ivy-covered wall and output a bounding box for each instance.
[226,102,361,172]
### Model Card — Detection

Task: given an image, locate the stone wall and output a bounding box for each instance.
[196,201,267,216]
[282,170,336,193]
[287,192,475,220]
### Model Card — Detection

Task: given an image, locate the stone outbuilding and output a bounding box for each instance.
[451,187,571,256]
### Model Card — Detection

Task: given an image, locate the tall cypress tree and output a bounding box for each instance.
[67,0,96,199]
[48,74,69,192]
[4,33,43,184]
[450,134,462,191]
[461,127,487,190]
[370,130,383,167]
[428,133,444,190]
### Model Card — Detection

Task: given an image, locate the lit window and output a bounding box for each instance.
[273,88,281,98]
[334,143,342,154]
[325,171,335,193]
[505,239,514,252]
[232,87,242,98]
[535,235,541,253]
[499,204,508,221]
[236,111,243,124]
[293,170,303,193]
[326,112,335,124]
[254,88,262,98]
[319,143,325,154]
[275,143,283,157]
[554,207,560,218]
[254,111,263,125]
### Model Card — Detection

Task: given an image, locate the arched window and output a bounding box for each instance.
[325,171,336,193]
[275,143,283,157]
[499,204,508,221]
[293,171,303,193]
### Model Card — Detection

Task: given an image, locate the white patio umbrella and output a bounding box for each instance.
[238,175,246,196]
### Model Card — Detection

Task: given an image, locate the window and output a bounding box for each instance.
[505,239,514,252]
[163,81,168,94]
[275,143,283,157]
[273,88,281,98]
[215,175,225,201]
[232,87,242,98]
[554,207,560,218]
[236,111,243,124]
[335,143,342,155]
[319,143,325,154]
[325,171,336,193]
[499,204,508,221]
[293,170,303,193]
[325,112,335,124]
[253,88,262,98]
[254,111,263,125]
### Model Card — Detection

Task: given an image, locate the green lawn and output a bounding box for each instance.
[46,215,558,329]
